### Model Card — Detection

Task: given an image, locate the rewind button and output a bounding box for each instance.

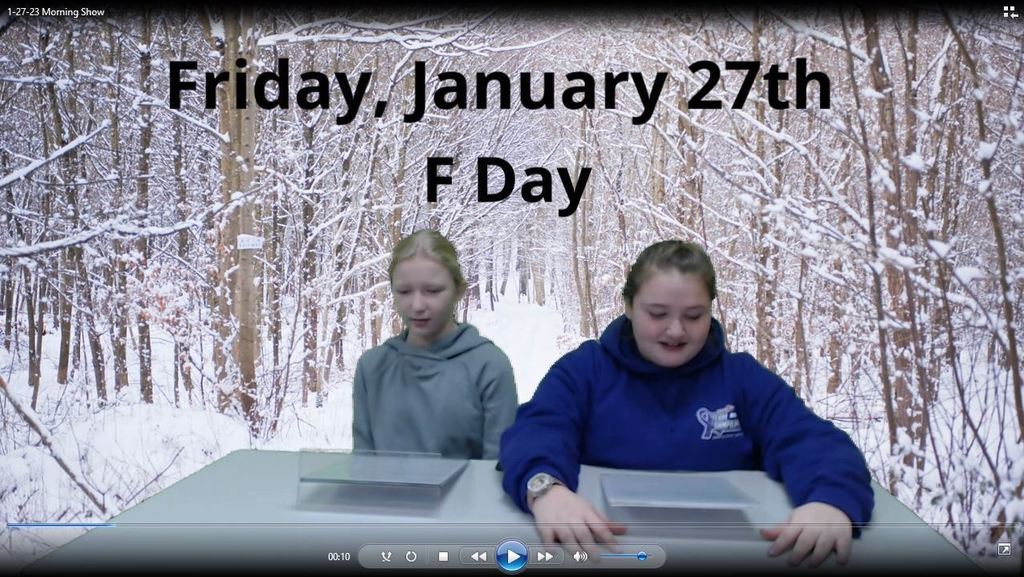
[459,548,490,564]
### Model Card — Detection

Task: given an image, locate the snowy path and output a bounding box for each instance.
[471,299,570,404]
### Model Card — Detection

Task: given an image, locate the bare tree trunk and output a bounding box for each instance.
[261,147,292,436]
[24,272,41,409]
[173,111,193,405]
[862,9,923,475]
[468,256,481,311]
[532,229,546,307]
[517,246,529,304]
[320,81,376,380]
[72,312,82,379]
[824,142,853,396]
[924,47,958,397]
[56,34,108,404]
[0,154,9,352]
[390,136,406,338]
[371,285,385,347]
[893,10,932,505]
[499,240,510,296]
[324,174,367,381]
[572,211,587,336]
[205,14,233,413]
[750,14,778,373]
[650,106,666,207]
[269,167,282,372]
[54,261,72,383]
[23,28,55,408]
[2,275,13,351]
[112,251,129,394]
[676,69,703,234]
[580,194,598,336]
[753,269,774,371]
[264,84,283,427]
[44,62,72,386]
[227,9,260,432]
[302,121,320,408]
[77,257,107,404]
[135,11,154,404]
[826,256,845,394]
[570,108,597,337]
[202,7,259,433]
[103,24,128,395]
[793,256,810,397]
[843,10,898,492]
[484,251,495,311]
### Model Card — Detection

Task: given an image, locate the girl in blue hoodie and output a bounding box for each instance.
[352,229,518,459]
[499,240,873,567]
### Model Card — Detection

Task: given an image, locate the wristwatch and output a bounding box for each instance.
[526,472,562,504]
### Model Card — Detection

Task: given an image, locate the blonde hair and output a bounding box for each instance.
[388,229,467,294]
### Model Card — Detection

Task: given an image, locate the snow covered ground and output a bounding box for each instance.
[0,294,574,570]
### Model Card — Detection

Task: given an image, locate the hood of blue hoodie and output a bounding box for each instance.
[599,314,726,377]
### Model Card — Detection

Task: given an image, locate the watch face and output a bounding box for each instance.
[528,474,550,492]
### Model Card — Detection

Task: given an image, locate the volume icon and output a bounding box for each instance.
[573,550,589,562]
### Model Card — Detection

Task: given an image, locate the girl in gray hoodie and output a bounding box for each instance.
[352,230,519,460]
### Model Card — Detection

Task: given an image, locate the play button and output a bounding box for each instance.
[496,540,528,573]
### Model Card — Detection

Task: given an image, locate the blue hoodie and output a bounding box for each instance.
[499,315,873,528]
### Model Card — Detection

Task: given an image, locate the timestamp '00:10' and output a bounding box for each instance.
[328,552,352,562]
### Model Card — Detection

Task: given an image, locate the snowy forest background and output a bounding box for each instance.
[1,6,1022,571]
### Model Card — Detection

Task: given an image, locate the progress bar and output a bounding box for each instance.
[7,523,116,528]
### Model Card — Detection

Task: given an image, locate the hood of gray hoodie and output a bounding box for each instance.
[384,323,491,361]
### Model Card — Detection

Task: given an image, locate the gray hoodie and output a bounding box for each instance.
[352,324,518,460]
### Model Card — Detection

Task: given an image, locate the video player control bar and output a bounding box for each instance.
[357,543,666,570]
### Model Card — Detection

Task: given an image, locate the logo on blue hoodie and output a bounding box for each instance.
[696,404,744,440]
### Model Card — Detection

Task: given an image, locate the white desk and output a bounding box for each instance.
[21,449,1001,574]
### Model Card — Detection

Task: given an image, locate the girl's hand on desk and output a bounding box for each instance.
[529,484,627,560]
[760,502,853,567]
